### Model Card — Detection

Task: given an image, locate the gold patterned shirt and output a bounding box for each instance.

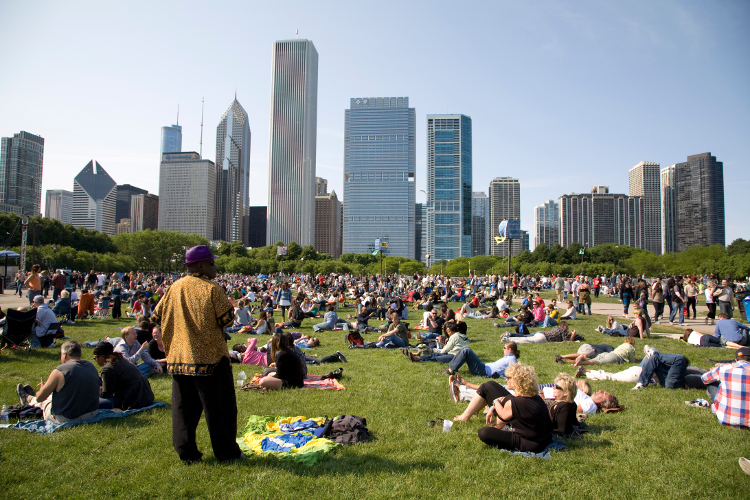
[152,274,234,376]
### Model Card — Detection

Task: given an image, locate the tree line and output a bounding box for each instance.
[3,213,748,277]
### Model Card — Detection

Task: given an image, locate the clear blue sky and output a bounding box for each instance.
[1,0,747,246]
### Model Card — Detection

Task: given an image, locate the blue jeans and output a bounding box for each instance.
[449,347,489,376]
[312,322,334,332]
[376,334,406,349]
[638,353,687,389]
[420,332,440,340]
[669,302,685,324]
[137,363,153,378]
[541,316,558,327]
[602,328,624,336]
[418,353,454,363]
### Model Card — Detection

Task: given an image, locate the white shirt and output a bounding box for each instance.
[687,331,702,346]
[575,390,597,415]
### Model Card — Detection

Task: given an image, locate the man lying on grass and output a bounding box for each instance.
[555,338,638,367]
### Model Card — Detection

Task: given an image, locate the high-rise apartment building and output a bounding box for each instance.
[0,131,44,215]
[488,177,521,256]
[629,161,661,254]
[161,124,182,155]
[158,152,216,239]
[343,97,415,258]
[316,177,328,196]
[426,115,472,260]
[214,97,251,244]
[315,190,342,259]
[248,206,267,248]
[116,184,147,223]
[267,39,318,247]
[72,160,118,235]
[533,200,560,249]
[471,192,489,256]
[559,186,644,249]
[521,230,530,252]
[661,165,677,254]
[661,152,725,251]
[45,189,73,224]
[130,193,159,232]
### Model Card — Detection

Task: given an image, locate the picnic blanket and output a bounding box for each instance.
[237,415,339,465]
[6,402,167,434]
[497,437,568,460]
[249,373,345,390]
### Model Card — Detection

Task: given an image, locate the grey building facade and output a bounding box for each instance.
[533,199,560,249]
[158,152,216,240]
[248,206,267,248]
[45,189,73,225]
[673,152,724,251]
[629,161,662,254]
[471,192,489,256]
[116,184,148,223]
[343,97,416,258]
[488,177,522,256]
[214,97,251,244]
[267,39,318,247]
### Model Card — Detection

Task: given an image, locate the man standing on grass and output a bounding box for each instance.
[151,245,243,464]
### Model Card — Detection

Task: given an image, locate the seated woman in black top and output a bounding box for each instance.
[545,373,578,435]
[274,301,305,333]
[258,332,305,390]
[93,341,155,410]
[471,363,553,453]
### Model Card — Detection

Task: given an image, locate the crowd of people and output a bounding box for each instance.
[7,254,749,466]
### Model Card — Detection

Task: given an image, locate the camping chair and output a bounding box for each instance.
[94,297,112,320]
[0,309,37,352]
[54,300,71,324]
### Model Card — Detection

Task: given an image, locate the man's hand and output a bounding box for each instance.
[153,364,163,374]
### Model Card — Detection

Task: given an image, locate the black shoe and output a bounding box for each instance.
[402,348,410,357]
[336,351,347,363]
[324,367,343,380]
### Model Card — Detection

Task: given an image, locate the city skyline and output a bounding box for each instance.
[1,2,747,245]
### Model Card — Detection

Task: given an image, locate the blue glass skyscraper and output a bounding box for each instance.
[343,97,415,258]
[426,114,472,260]
[160,124,182,155]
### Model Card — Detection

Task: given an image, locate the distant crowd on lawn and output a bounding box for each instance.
[8,263,750,460]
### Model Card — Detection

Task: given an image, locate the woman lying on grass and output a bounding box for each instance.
[682,329,743,349]
[554,338,638,367]
[462,363,553,453]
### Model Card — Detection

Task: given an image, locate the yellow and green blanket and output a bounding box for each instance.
[237,415,339,465]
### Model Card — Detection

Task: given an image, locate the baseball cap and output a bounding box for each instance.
[736,347,750,357]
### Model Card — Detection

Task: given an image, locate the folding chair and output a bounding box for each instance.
[0,309,37,352]
[95,297,112,320]
[55,301,72,324]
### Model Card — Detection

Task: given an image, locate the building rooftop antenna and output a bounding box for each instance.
[199,97,204,159]
[176,104,179,126]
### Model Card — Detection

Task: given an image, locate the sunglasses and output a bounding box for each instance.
[554,384,564,391]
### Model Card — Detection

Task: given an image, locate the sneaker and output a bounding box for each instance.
[16,383,33,405]
[740,457,750,476]
[501,334,510,342]
[643,345,658,358]
[336,351,347,363]
[439,367,454,376]
[449,376,460,403]
[402,348,410,357]
[492,320,500,328]
[632,382,646,390]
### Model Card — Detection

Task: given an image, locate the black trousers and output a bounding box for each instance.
[171,357,241,462]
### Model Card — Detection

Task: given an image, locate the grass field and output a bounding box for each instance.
[0,306,747,499]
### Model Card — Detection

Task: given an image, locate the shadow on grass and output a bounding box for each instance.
[1,348,62,363]
[228,450,445,476]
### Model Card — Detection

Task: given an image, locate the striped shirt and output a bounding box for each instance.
[701,360,750,429]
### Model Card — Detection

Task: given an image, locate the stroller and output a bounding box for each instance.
[0,309,37,352]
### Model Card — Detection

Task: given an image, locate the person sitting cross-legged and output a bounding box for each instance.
[16,340,99,423]
[375,311,409,349]
[700,346,750,429]
[407,320,466,363]
[93,341,155,410]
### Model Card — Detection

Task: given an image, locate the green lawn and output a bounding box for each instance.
[0,307,747,499]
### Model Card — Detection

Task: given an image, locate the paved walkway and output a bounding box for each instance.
[0,290,34,310]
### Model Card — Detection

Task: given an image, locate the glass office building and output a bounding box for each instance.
[0,131,44,216]
[427,115,472,260]
[161,125,182,155]
[343,97,415,258]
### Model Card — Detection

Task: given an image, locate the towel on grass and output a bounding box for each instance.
[237,415,338,466]
[249,373,345,390]
[7,402,167,434]
[497,437,568,460]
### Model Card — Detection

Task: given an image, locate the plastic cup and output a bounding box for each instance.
[237,380,244,387]
[238,371,247,380]
[442,420,453,432]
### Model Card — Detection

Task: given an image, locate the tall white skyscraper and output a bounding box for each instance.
[214,97,251,244]
[266,39,318,247]
[488,177,521,256]
[158,152,216,240]
[629,161,661,254]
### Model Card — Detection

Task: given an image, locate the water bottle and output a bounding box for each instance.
[0,404,8,422]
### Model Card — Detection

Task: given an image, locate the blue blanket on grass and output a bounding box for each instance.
[7,402,167,434]
[498,437,568,459]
